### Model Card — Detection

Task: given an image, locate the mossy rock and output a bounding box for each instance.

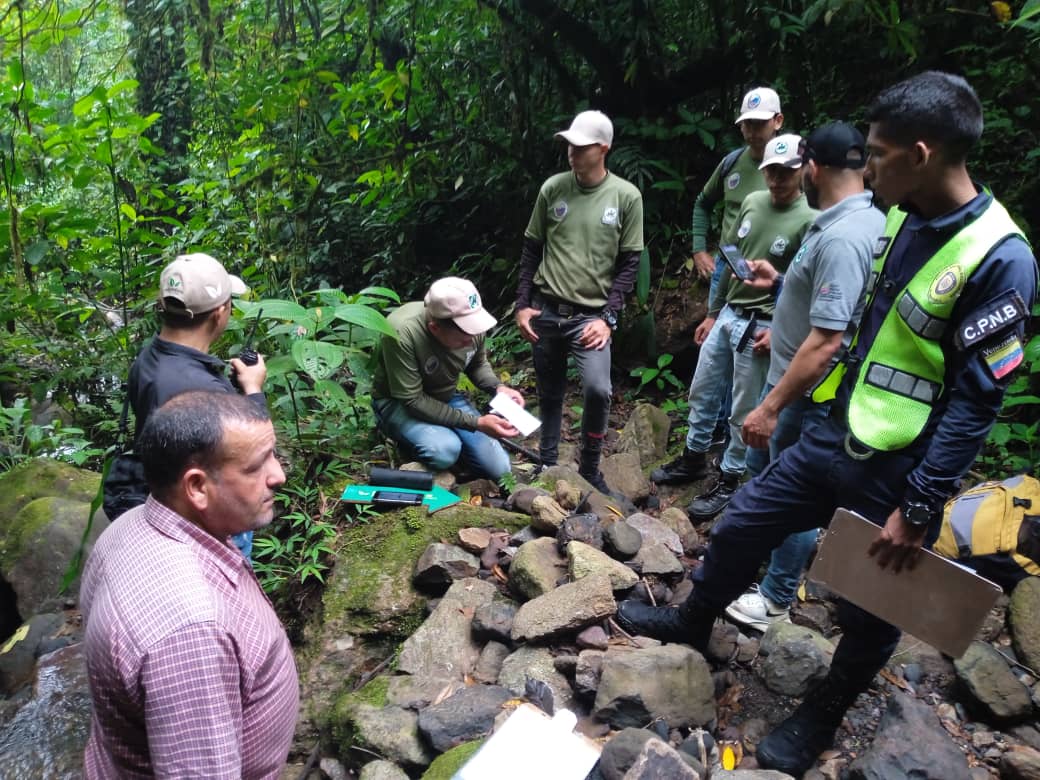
[328,674,392,750]
[420,739,485,780]
[0,458,101,569]
[322,504,528,638]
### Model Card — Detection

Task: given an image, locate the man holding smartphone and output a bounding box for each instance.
[652,134,816,521]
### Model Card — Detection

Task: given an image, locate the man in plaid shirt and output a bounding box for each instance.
[81,391,299,778]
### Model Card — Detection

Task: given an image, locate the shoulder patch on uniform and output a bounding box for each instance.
[551,200,568,221]
[982,334,1024,380]
[737,218,751,239]
[726,172,741,190]
[956,289,1029,349]
[927,263,966,305]
[872,236,891,258]
[424,356,440,374]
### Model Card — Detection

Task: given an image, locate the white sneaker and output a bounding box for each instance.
[724,585,791,631]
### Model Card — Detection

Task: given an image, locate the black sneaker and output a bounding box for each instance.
[686,472,740,520]
[649,449,708,485]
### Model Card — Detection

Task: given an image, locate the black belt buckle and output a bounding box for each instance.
[555,302,577,317]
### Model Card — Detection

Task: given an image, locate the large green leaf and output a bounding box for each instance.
[291,340,346,380]
[333,304,398,339]
[312,378,354,412]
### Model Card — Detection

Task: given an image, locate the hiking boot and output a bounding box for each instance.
[724,584,791,631]
[650,449,708,485]
[686,471,740,520]
[615,598,714,653]
[756,669,864,776]
[579,468,612,495]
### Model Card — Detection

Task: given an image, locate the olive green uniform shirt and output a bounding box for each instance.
[691,148,767,253]
[524,171,644,308]
[709,190,817,316]
[371,302,500,430]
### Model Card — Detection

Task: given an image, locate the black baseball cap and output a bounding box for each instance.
[801,121,867,169]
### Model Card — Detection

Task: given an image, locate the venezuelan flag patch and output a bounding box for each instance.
[982,334,1024,380]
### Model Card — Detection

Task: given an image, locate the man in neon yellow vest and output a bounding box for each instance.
[618,71,1037,777]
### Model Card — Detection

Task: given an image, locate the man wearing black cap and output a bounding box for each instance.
[724,122,884,631]
[515,110,644,492]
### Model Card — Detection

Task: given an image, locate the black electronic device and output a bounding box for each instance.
[719,244,754,282]
[231,309,263,389]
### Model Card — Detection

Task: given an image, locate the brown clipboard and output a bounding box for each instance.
[808,508,1002,658]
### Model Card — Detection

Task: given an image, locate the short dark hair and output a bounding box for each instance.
[137,391,270,498]
[158,298,226,330]
[865,71,983,162]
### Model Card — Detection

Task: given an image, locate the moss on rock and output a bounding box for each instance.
[419,740,484,779]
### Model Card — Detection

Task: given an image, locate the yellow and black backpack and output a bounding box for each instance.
[934,474,1040,591]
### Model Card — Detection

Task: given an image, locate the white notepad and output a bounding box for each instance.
[489,394,541,437]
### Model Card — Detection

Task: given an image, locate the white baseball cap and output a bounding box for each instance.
[158,253,247,318]
[554,110,613,147]
[736,87,782,123]
[759,134,804,169]
[424,277,497,335]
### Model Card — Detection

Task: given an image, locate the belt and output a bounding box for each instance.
[729,304,771,321]
[536,293,601,318]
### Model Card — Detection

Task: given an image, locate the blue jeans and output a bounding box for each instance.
[684,305,769,476]
[691,415,933,687]
[531,300,612,466]
[748,384,832,606]
[231,531,253,563]
[372,394,512,480]
[707,258,732,432]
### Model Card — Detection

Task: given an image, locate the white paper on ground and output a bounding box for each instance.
[453,704,601,780]
[489,394,541,437]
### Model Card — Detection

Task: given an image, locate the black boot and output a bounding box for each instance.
[579,434,611,494]
[650,448,708,485]
[615,596,715,653]
[686,471,740,520]
[756,668,866,776]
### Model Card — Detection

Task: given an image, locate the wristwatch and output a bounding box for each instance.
[901,499,939,528]
[600,309,618,330]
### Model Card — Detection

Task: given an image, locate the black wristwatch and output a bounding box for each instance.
[601,309,618,330]
[901,499,939,528]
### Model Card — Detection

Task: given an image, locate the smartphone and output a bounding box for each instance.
[719,244,754,282]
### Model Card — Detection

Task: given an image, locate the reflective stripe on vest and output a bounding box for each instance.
[845,198,1025,451]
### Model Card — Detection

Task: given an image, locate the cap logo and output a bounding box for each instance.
[166,278,181,289]
[468,293,479,310]
[748,94,761,108]
[775,142,788,154]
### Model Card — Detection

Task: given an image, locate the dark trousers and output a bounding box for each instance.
[692,414,933,684]
[531,300,612,466]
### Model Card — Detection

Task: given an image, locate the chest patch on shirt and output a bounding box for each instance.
[982,334,1024,380]
[424,356,440,374]
[602,207,618,226]
[927,263,966,305]
[551,200,568,221]
[726,172,741,190]
[737,218,751,239]
[792,244,809,265]
[956,290,1029,349]
[769,236,789,257]
[872,236,891,258]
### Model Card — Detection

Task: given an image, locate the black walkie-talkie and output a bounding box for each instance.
[231,308,263,389]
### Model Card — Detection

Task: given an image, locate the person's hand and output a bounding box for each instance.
[741,404,777,450]
[694,317,716,346]
[495,385,525,408]
[229,353,266,395]
[693,251,716,280]
[752,327,771,355]
[515,306,542,344]
[477,413,519,439]
[867,507,928,573]
[742,259,779,290]
[579,318,612,350]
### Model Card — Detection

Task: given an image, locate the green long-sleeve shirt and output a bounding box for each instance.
[371,301,500,430]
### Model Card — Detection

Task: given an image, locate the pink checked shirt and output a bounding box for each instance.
[81,497,299,779]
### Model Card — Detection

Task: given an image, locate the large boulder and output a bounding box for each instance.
[953,640,1033,722]
[615,404,671,468]
[511,573,616,643]
[0,459,105,617]
[593,644,715,729]
[497,645,579,714]
[567,541,639,591]
[1010,578,1040,673]
[509,537,567,601]
[601,452,651,503]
